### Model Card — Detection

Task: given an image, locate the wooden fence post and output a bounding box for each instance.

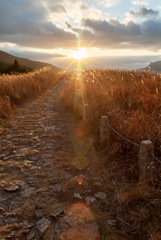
[5,96,10,104]
[100,116,110,146]
[138,140,154,177]
[83,104,89,122]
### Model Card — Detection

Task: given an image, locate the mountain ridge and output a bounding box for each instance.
[139,60,161,73]
[0,50,60,72]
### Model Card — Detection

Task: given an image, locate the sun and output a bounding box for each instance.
[72,48,87,59]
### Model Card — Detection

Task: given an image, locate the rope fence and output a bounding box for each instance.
[81,102,161,178]
[74,81,161,178]
[107,121,140,147]
[108,120,161,165]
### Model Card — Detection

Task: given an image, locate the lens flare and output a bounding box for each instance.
[72,155,89,170]
[77,177,83,185]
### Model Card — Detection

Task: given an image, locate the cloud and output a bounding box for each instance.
[129,6,159,18]
[1,0,161,53]
[94,0,121,8]
[66,22,72,29]
[44,0,67,13]
[83,18,161,50]
[0,0,104,49]
[132,1,149,7]
[0,0,76,48]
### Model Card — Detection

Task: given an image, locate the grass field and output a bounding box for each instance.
[0,67,61,119]
[63,69,161,157]
[62,69,161,240]
[1,68,161,239]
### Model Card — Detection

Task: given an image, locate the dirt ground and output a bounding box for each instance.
[0,80,111,240]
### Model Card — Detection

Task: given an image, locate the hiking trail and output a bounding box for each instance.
[0,79,109,240]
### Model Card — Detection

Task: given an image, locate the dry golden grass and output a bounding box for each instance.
[0,67,62,119]
[62,69,161,240]
[62,69,161,156]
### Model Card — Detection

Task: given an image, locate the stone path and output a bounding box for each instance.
[0,80,109,240]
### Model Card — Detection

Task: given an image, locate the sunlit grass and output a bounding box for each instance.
[0,67,61,119]
[62,69,161,157]
[62,68,161,240]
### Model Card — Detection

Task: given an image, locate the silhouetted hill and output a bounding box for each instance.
[0,50,60,73]
[148,61,161,73]
[139,60,161,73]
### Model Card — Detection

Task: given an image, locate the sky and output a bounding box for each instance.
[0,0,161,70]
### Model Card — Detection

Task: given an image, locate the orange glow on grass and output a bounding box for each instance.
[66,202,95,222]
[60,202,99,240]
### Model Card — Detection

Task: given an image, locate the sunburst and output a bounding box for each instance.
[72,48,87,60]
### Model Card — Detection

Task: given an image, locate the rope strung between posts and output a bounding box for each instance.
[150,152,161,164]
[106,120,161,164]
[106,121,140,147]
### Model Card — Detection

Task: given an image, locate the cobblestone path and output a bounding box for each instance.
[0,80,108,240]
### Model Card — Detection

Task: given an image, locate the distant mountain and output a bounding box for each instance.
[139,60,161,73]
[148,61,161,73]
[0,50,60,73]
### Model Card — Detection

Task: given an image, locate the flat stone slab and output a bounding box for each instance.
[15,180,28,190]
[36,218,51,235]
[74,193,82,199]
[107,219,117,226]
[50,185,62,192]
[94,192,106,200]
[85,196,96,205]
[35,209,44,218]
[50,208,65,219]
[20,187,35,198]
[55,219,68,235]
[4,183,19,192]
[27,230,36,240]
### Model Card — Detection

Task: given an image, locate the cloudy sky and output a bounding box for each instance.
[0,0,161,69]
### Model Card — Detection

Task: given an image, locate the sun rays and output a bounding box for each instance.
[72,48,87,60]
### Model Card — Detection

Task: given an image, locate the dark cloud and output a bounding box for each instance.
[45,0,66,13]
[51,53,67,58]
[83,18,161,50]
[65,21,72,29]
[83,18,141,47]
[0,0,161,51]
[72,27,94,43]
[130,7,159,18]
[0,0,75,48]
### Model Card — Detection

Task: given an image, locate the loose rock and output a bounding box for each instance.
[95,192,106,200]
[55,220,68,235]
[74,193,82,199]
[36,218,51,235]
[93,182,102,186]
[107,219,117,226]
[4,231,15,239]
[35,209,44,218]
[0,207,4,212]
[85,196,96,205]
[27,230,36,240]
[50,185,62,192]
[15,180,28,190]
[50,208,65,219]
[4,183,19,192]
[20,187,35,198]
